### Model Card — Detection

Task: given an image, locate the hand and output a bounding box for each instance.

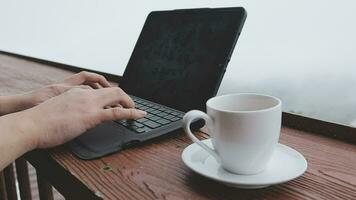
[21,87,146,149]
[28,71,112,106]
[0,71,112,116]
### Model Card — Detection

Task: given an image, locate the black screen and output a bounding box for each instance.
[120,8,246,111]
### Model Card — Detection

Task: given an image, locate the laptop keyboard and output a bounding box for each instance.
[114,96,184,134]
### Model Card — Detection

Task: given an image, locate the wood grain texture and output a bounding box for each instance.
[1,53,356,199]
[3,164,18,200]
[0,171,8,200]
[15,157,32,200]
[36,172,54,200]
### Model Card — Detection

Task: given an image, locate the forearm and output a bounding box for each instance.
[0,111,37,170]
[0,94,35,116]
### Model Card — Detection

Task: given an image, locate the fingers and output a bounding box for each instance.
[87,82,102,89]
[48,84,92,96]
[100,107,147,122]
[77,85,93,90]
[63,71,111,88]
[93,87,135,108]
[59,85,92,93]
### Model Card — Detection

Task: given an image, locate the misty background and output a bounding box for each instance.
[0,0,355,127]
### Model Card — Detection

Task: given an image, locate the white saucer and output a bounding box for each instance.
[182,139,307,189]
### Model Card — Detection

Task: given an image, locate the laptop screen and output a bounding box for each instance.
[120,8,246,111]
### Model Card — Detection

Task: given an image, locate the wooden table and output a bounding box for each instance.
[1,53,356,200]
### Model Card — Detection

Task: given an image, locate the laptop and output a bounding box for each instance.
[69,7,247,159]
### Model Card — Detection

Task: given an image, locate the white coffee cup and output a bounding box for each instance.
[183,93,282,175]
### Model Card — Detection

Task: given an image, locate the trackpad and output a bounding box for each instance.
[69,121,135,159]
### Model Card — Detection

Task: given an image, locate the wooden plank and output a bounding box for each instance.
[47,129,356,200]
[0,171,8,200]
[15,158,32,200]
[26,150,101,200]
[1,52,356,199]
[3,164,18,200]
[0,51,121,83]
[36,172,54,200]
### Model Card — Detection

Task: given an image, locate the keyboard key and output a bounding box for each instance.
[152,105,160,109]
[163,114,175,120]
[145,113,155,118]
[135,127,152,133]
[133,122,144,128]
[149,116,161,121]
[136,118,148,123]
[128,96,183,128]
[150,110,161,115]
[134,128,146,133]
[118,120,128,126]
[172,113,184,117]
[124,120,143,127]
[145,103,154,108]
[140,106,149,110]
[165,110,174,114]
[157,112,169,117]
[161,108,171,112]
[127,125,139,130]
[170,117,181,121]
[142,120,161,129]
[170,112,180,116]
[146,108,156,113]
[135,105,143,109]
[156,118,170,125]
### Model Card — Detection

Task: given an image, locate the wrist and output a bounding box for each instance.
[19,92,38,109]
[1,110,39,151]
[0,109,40,169]
[0,93,37,115]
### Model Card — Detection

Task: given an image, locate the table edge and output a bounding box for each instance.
[25,149,102,199]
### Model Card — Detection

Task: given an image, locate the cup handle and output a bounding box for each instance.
[182,110,221,163]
